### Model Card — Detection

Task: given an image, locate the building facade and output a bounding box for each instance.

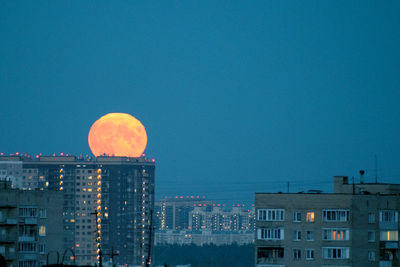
[154,198,255,246]
[0,155,155,267]
[0,180,63,267]
[255,176,400,267]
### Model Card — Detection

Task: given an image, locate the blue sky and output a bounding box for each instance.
[1,1,399,205]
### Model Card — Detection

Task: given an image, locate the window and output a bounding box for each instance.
[293,211,301,222]
[257,228,284,240]
[368,231,375,242]
[380,230,398,241]
[39,244,45,254]
[294,231,301,241]
[322,228,350,241]
[293,249,301,260]
[306,249,314,260]
[257,209,284,221]
[379,210,398,222]
[368,213,375,223]
[39,226,46,236]
[306,231,314,241]
[322,247,350,259]
[19,207,37,217]
[322,209,349,222]
[18,242,36,252]
[39,208,46,218]
[257,247,284,259]
[18,260,36,267]
[368,250,375,261]
[306,212,315,222]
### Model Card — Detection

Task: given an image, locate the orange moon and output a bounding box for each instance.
[88,113,147,157]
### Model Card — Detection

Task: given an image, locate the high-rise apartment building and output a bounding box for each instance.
[154,197,213,230]
[255,176,400,267]
[0,180,63,267]
[0,155,155,266]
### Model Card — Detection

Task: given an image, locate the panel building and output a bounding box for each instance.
[255,176,400,267]
[0,180,63,267]
[154,198,255,246]
[0,155,155,267]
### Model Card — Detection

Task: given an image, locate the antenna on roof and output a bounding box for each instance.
[359,170,365,184]
[374,155,378,183]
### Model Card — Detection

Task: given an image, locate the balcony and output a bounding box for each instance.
[0,218,18,225]
[0,204,16,209]
[4,252,17,261]
[18,236,36,242]
[0,235,16,243]
[21,218,37,225]
[380,261,392,267]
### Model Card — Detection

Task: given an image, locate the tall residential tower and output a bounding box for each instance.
[0,155,155,266]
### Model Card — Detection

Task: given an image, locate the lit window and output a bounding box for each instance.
[306,211,315,222]
[39,226,46,236]
[380,230,398,241]
[322,228,350,241]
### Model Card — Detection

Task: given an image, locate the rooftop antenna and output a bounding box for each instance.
[374,155,378,183]
[359,170,365,184]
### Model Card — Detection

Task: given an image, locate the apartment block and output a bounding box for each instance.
[0,155,155,266]
[155,229,254,246]
[255,176,400,267]
[0,180,63,267]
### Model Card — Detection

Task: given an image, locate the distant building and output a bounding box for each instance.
[0,180,63,267]
[254,176,400,267]
[155,229,254,246]
[0,155,155,266]
[154,198,255,246]
[154,197,213,230]
[189,205,255,232]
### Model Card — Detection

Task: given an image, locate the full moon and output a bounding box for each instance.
[88,113,147,157]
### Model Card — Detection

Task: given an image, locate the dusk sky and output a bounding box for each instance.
[1,1,399,205]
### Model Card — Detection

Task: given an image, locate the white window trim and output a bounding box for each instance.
[322,247,350,259]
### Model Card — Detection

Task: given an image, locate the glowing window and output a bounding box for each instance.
[39,226,46,236]
[380,230,398,241]
[306,212,315,222]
